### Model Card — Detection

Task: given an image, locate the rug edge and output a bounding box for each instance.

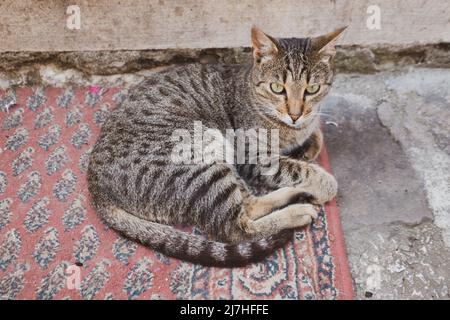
[319,145,355,300]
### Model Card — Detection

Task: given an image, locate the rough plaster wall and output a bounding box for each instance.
[1,0,450,52]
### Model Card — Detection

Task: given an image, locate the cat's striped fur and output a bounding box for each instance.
[87,27,345,267]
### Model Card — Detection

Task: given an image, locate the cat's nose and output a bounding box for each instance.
[289,114,300,122]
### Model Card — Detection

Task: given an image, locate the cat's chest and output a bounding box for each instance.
[278,123,317,151]
[236,113,319,152]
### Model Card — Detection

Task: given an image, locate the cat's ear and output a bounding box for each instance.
[312,26,347,62]
[251,27,279,63]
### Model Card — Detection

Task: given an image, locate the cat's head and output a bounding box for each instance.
[250,26,346,128]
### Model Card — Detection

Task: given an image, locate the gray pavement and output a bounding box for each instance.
[323,68,450,299]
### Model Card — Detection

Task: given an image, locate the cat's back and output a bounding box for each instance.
[119,63,236,128]
[87,63,239,214]
[93,63,237,159]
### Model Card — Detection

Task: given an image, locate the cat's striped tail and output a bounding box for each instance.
[99,205,293,267]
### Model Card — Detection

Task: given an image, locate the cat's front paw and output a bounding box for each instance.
[302,146,321,162]
[301,164,338,205]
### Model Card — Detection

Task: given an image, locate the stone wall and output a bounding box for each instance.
[1,0,449,52]
[1,0,449,88]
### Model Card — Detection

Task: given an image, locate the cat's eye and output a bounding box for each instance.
[306,84,320,94]
[270,82,285,94]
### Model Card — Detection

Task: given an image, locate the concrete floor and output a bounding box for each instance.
[323,68,450,299]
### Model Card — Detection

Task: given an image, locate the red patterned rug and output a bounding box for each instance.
[0,87,353,300]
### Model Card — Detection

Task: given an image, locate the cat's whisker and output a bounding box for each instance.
[314,113,337,120]
[314,112,333,116]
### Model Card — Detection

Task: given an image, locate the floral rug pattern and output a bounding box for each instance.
[0,87,352,300]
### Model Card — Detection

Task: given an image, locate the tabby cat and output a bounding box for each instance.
[87,27,345,267]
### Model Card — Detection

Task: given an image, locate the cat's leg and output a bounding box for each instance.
[303,129,323,161]
[270,157,337,205]
[283,129,323,161]
[182,163,320,242]
[233,192,320,241]
[227,162,335,240]
[238,156,337,206]
[246,186,318,220]
[249,203,319,236]
[232,185,325,239]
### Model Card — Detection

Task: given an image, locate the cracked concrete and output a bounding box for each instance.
[323,68,450,299]
[345,222,450,299]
